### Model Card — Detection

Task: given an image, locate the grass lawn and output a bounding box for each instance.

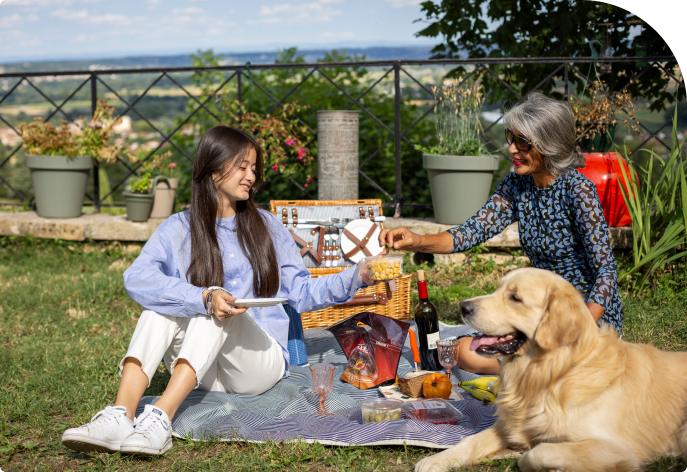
[1,237,686,471]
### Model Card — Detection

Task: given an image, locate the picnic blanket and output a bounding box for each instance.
[136,322,497,449]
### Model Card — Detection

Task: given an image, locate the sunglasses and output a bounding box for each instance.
[505,128,532,152]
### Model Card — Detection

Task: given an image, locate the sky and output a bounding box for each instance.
[0,0,435,63]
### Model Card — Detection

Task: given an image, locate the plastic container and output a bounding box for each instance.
[402,398,464,425]
[360,398,404,424]
[365,254,404,281]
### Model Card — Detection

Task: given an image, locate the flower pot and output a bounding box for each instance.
[577,152,633,227]
[123,176,170,222]
[149,177,179,218]
[578,123,616,153]
[24,155,93,218]
[423,154,499,225]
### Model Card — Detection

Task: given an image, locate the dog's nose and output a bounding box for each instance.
[460,301,474,319]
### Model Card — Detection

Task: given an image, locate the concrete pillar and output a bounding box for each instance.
[317,110,359,200]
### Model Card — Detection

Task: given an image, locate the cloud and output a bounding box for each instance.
[52,9,89,20]
[172,6,204,15]
[320,31,355,40]
[249,0,343,25]
[384,0,422,7]
[0,11,38,26]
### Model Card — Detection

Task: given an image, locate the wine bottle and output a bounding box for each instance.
[414,270,441,371]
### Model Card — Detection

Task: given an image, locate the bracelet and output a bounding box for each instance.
[204,286,231,316]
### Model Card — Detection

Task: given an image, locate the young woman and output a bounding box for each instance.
[380,92,623,375]
[62,125,373,456]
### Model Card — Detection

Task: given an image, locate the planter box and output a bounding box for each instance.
[423,154,499,225]
[25,155,93,218]
[149,178,179,218]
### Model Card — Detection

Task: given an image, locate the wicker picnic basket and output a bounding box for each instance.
[270,199,412,330]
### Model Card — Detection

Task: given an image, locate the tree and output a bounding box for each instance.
[415,0,682,111]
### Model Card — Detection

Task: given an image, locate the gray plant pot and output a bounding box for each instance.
[123,176,170,222]
[25,155,93,218]
[423,154,499,225]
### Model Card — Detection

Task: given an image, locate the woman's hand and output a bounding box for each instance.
[586,302,605,324]
[202,289,248,321]
[378,227,424,254]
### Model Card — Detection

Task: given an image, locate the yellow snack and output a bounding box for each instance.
[368,257,404,281]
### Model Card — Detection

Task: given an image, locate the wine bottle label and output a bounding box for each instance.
[426,332,440,350]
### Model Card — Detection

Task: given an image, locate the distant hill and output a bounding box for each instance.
[0,46,435,74]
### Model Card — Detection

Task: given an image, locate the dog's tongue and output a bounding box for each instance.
[469,335,500,351]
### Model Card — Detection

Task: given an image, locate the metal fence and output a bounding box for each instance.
[0,55,683,217]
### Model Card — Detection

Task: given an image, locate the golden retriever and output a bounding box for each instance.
[415,268,687,472]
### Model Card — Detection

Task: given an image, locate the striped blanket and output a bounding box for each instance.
[137,322,497,449]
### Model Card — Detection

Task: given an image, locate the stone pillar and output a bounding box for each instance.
[317,110,359,200]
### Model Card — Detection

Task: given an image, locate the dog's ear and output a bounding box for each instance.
[534,285,588,351]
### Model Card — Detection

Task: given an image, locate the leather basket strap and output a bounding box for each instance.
[342,223,378,260]
[339,292,388,306]
[289,229,323,264]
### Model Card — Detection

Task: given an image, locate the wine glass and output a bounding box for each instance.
[436,338,460,380]
[310,363,336,415]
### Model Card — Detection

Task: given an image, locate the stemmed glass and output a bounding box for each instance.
[310,363,336,415]
[436,338,460,380]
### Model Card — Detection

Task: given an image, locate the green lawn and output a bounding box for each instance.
[1,237,685,471]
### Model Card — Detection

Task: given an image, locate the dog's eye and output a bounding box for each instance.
[510,293,521,302]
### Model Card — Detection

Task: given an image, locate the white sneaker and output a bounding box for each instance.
[61,405,134,453]
[120,404,173,455]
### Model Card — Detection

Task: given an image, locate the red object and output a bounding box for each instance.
[577,153,633,227]
[417,280,429,299]
[422,373,452,399]
[408,330,421,364]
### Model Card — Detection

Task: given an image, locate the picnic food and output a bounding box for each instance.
[365,254,403,281]
[459,376,500,394]
[401,398,464,425]
[398,371,433,398]
[328,312,410,390]
[422,373,452,399]
[360,399,403,424]
[460,385,497,404]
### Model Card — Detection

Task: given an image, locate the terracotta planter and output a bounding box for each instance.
[149,177,179,218]
[25,155,93,218]
[577,152,632,227]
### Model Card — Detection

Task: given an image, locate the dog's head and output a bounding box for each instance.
[460,268,595,357]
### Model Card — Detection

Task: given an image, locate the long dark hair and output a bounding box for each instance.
[186,125,279,297]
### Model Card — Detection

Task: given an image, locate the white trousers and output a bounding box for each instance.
[121,310,285,395]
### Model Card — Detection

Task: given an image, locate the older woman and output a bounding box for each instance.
[380,92,624,375]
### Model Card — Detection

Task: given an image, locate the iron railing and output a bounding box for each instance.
[0,55,683,217]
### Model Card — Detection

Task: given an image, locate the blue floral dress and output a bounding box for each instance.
[447,170,624,333]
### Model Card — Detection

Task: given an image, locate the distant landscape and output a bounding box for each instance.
[0,46,435,74]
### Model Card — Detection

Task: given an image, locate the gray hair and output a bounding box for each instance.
[503,92,584,176]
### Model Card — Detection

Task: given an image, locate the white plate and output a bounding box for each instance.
[340,219,383,263]
[230,298,288,308]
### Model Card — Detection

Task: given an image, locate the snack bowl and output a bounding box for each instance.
[359,398,404,424]
[365,254,404,281]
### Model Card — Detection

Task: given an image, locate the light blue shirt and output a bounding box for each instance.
[123,209,366,376]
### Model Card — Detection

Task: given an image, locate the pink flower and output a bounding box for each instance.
[168,163,177,169]
[298,149,306,158]
[271,164,279,171]
[304,184,308,187]
[285,139,295,147]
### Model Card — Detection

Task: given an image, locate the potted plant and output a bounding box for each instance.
[128,150,180,219]
[420,81,498,225]
[19,100,122,218]
[122,168,170,222]
[569,80,640,227]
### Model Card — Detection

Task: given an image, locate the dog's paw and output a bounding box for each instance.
[415,450,466,472]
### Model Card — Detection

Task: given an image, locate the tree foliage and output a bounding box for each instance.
[415,0,682,111]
